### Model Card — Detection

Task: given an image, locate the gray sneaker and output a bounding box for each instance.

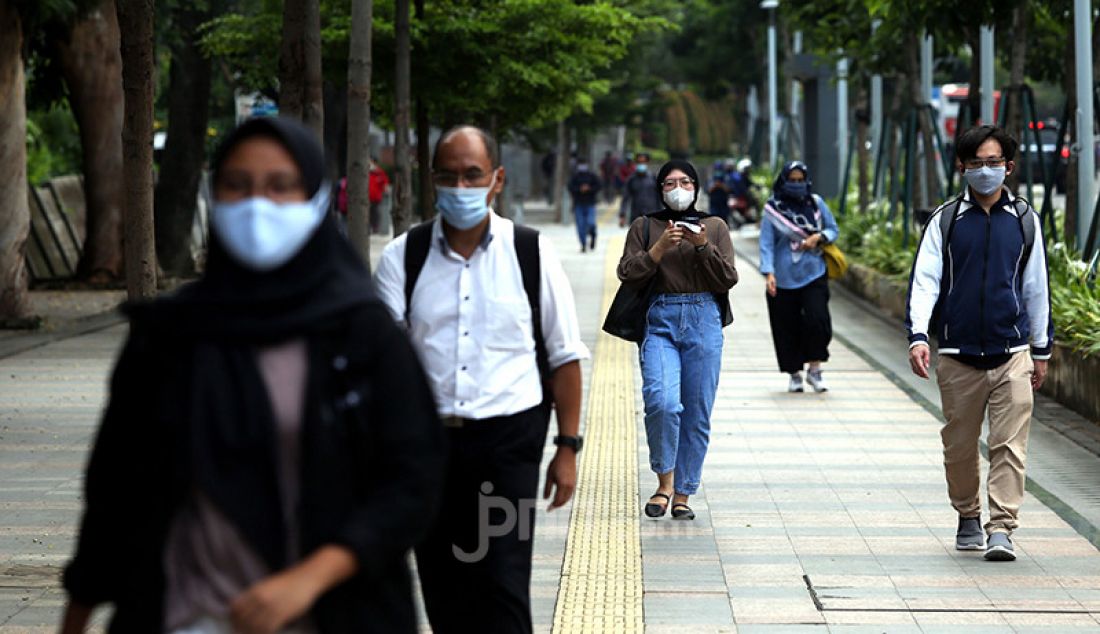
[806,369,829,392]
[955,516,985,551]
[984,532,1016,561]
[788,372,804,393]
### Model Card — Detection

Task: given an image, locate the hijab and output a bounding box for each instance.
[767,160,820,232]
[130,116,376,343]
[647,159,706,222]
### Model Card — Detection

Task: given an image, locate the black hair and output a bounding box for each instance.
[431,125,500,169]
[955,125,1018,163]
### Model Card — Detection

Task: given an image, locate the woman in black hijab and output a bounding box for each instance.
[616,159,738,521]
[60,117,444,634]
[758,160,839,393]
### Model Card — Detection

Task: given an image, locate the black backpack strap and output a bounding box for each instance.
[1014,197,1037,270]
[513,224,550,385]
[938,195,964,283]
[403,221,434,324]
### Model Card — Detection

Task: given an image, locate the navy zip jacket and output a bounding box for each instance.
[905,187,1054,359]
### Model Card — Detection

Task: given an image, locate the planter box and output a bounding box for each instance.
[837,261,1100,425]
[1043,343,1100,424]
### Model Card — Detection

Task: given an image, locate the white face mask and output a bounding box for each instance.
[211,187,329,272]
[663,186,694,212]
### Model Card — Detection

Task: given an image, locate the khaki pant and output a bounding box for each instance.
[936,351,1034,534]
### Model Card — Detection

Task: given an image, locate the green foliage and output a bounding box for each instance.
[1047,243,1100,357]
[834,203,919,281]
[25,103,82,185]
[200,0,666,133]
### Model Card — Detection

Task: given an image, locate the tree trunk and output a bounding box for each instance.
[323,80,348,182]
[856,82,870,214]
[279,0,323,141]
[116,0,158,299]
[279,0,304,120]
[903,31,933,211]
[553,121,569,224]
[414,0,433,222]
[153,0,212,277]
[58,1,124,282]
[391,0,413,235]
[346,0,373,262]
[1005,6,1029,193]
[0,1,30,319]
[1064,30,1078,245]
[966,27,981,127]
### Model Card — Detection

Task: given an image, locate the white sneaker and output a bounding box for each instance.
[788,373,804,392]
[807,369,828,392]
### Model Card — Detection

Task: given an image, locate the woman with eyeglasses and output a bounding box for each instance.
[60,117,444,634]
[759,161,840,393]
[616,159,738,521]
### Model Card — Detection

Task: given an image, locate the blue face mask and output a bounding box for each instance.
[435,172,497,230]
[964,166,1006,196]
[782,181,808,198]
[211,187,329,272]
[635,163,648,174]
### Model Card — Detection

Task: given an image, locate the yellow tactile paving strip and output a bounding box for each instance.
[552,235,643,633]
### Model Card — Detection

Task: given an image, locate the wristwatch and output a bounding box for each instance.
[553,435,584,452]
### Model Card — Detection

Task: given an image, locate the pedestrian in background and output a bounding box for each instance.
[568,160,602,252]
[616,159,738,521]
[60,117,444,633]
[619,152,663,226]
[906,125,1053,562]
[373,125,588,633]
[759,160,839,393]
[707,160,731,226]
[599,150,620,204]
[368,158,390,234]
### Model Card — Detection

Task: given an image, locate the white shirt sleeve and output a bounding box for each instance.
[372,234,408,325]
[1020,211,1053,356]
[537,234,590,370]
[906,208,945,347]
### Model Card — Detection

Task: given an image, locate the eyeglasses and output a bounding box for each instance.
[431,169,493,187]
[661,177,696,190]
[963,157,1007,169]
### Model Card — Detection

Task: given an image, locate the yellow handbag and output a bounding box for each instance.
[821,242,848,279]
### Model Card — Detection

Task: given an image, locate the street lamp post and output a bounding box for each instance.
[1074,0,1095,250]
[761,0,779,168]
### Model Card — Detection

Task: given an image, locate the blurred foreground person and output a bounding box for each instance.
[60,117,444,633]
[759,161,838,393]
[906,125,1053,562]
[374,125,588,633]
[617,159,738,522]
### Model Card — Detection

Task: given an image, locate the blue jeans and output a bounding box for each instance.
[640,293,723,496]
[574,204,596,247]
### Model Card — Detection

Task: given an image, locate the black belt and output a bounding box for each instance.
[441,415,476,428]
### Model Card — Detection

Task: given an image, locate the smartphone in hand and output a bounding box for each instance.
[673,220,702,234]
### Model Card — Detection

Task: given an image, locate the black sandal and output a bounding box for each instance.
[644,492,671,518]
[671,503,695,520]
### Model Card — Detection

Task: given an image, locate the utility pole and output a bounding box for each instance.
[980,25,994,124]
[761,0,779,168]
[1074,0,1095,250]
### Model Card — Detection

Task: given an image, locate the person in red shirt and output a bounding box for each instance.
[368,159,390,233]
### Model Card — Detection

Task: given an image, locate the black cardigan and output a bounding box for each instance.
[63,303,445,632]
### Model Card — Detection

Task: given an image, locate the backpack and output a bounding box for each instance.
[403,221,550,388]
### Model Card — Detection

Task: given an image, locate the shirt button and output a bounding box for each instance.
[464,331,469,336]
[459,401,465,406]
[464,295,470,301]
[461,365,467,371]
[332,355,348,371]
[465,263,470,269]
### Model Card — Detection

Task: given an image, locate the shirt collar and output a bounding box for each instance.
[432,210,498,253]
[959,186,1012,214]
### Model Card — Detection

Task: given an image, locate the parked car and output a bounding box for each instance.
[1020,126,1068,193]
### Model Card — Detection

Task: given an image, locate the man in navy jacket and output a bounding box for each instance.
[905,125,1053,562]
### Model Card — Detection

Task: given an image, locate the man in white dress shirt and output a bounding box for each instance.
[373,125,589,633]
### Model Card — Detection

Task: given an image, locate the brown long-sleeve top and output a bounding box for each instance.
[617,215,739,293]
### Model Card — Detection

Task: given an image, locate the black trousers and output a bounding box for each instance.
[765,274,832,374]
[415,403,551,634]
